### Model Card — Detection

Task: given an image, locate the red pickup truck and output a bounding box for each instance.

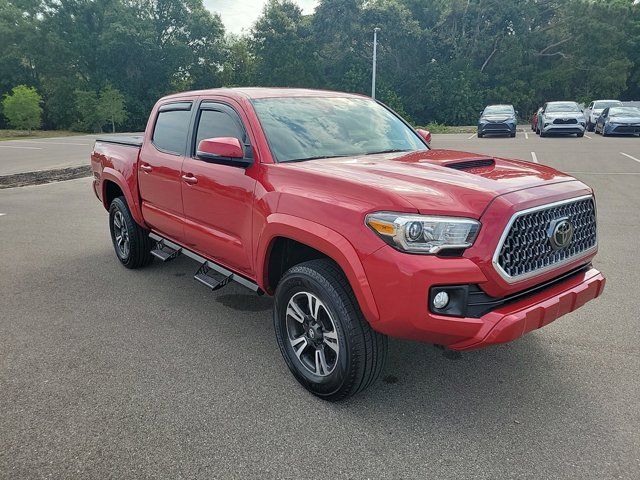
[91,88,605,400]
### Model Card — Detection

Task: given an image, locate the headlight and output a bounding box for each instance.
[365,212,481,254]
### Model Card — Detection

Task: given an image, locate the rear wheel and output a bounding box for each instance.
[273,259,388,401]
[109,196,154,269]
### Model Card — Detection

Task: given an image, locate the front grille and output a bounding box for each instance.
[495,196,597,281]
[553,118,578,125]
[484,123,509,130]
[613,125,640,134]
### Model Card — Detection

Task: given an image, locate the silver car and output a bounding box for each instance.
[584,100,623,131]
[537,101,586,137]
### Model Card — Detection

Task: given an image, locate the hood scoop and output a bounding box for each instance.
[445,158,495,171]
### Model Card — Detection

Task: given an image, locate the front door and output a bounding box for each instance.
[181,101,257,277]
[138,101,193,242]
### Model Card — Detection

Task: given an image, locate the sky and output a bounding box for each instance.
[204,1,319,34]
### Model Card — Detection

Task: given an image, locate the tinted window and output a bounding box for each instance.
[252,97,427,162]
[152,108,191,154]
[195,109,244,150]
[593,100,622,109]
[546,102,581,113]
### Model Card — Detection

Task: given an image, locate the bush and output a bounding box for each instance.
[2,86,43,132]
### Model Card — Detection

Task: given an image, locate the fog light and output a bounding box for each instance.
[433,291,450,309]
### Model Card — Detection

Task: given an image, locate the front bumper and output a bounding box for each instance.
[478,122,516,135]
[542,123,585,135]
[603,123,640,135]
[362,244,605,349]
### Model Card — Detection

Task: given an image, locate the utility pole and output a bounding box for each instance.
[371,28,380,99]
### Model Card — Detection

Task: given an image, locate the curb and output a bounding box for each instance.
[0,165,92,189]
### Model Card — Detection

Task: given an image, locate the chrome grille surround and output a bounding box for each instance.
[492,195,597,282]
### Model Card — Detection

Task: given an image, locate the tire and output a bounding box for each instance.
[273,259,388,401]
[510,132,516,138]
[109,196,154,269]
[577,132,584,138]
[587,122,594,132]
[540,130,546,137]
[535,125,540,135]
[477,132,483,138]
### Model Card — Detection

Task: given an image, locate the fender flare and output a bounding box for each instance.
[256,213,380,324]
[100,168,147,227]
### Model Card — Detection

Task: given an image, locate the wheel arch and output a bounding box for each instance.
[257,214,380,325]
[100,168,146,227]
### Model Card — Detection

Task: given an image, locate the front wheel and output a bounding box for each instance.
[273,259,388,401]
[577,132,584,138]
[109,196,154,269]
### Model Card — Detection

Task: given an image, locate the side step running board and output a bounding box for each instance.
[148,232,260,293]
[194,263,233,291]
[151,240,181,262]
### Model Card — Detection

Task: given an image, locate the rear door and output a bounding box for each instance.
[180,100,257,277]
[138,101,194,242]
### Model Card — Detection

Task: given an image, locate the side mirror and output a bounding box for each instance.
[416,128,431,144]
[515,110,519,116]
[196,137,252,168]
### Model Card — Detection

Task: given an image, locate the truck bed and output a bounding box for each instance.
[95,134,144,147]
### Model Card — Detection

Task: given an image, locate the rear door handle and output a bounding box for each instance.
[140,164,152,172]
[182,174,198,185]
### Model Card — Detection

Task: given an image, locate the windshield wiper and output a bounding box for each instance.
[364,149,410,155]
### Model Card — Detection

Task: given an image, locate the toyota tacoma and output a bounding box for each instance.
[90,88,605,401]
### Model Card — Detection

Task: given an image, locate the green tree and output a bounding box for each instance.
[99,84,127,133]
[74,90,102,132]
[2,85,42,132]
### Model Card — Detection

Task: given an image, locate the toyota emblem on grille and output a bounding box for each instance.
[548,217,574,250]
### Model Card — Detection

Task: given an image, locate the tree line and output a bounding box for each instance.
[1,0,638,132]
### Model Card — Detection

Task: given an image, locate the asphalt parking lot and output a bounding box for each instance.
[1,132,639,479]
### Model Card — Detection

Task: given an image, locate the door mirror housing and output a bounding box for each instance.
[196,137,252,168]
[416,128,432,144]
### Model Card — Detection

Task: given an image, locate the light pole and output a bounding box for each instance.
[371,27,380,99]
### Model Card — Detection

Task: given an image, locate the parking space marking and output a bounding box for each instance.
[0,145,43,150]
[620,152,640,164]
[530,152,538,163]
[0,213,6,217]
[467,133,476,139]
[584,135,592,139]
[5,140,90,146]
[524,131,529,139]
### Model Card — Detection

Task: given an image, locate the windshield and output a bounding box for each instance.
[609,107,640,117]
[483,105,514,115]
[251,97,427,162]
[546,102,581,113]
[594,101,622,110]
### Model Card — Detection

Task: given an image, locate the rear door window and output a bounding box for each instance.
[152,103,192,154]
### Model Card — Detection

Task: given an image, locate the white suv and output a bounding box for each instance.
[585,100,623,131]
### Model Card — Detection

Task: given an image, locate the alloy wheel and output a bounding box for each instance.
[285,291,340,377]
[112,210,130,258]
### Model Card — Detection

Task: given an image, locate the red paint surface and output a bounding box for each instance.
[91,88,605,348]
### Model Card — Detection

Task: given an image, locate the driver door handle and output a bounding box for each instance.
[140,164,152,172]
[182,174,198,185]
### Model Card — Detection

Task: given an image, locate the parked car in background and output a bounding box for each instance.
[477,104,517,138]
[532,107,542,133]
[585,100,623,131]
[90,88,605,400]
[594,106,640,136]
[537,101,586,137]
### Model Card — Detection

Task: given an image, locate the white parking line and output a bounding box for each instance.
[0,213,6,217]
[4,141,89,146]
[530,152,539,163]
[620,152,640,164]
[524,131,529,139]
[584,135,592,140]
[0,145,43,150]
[467,133,476,139]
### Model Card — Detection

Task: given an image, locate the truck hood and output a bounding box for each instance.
[284,149,579,218]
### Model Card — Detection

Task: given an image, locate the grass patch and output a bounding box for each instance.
[0,129,83,141]
[417,123,477,134]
